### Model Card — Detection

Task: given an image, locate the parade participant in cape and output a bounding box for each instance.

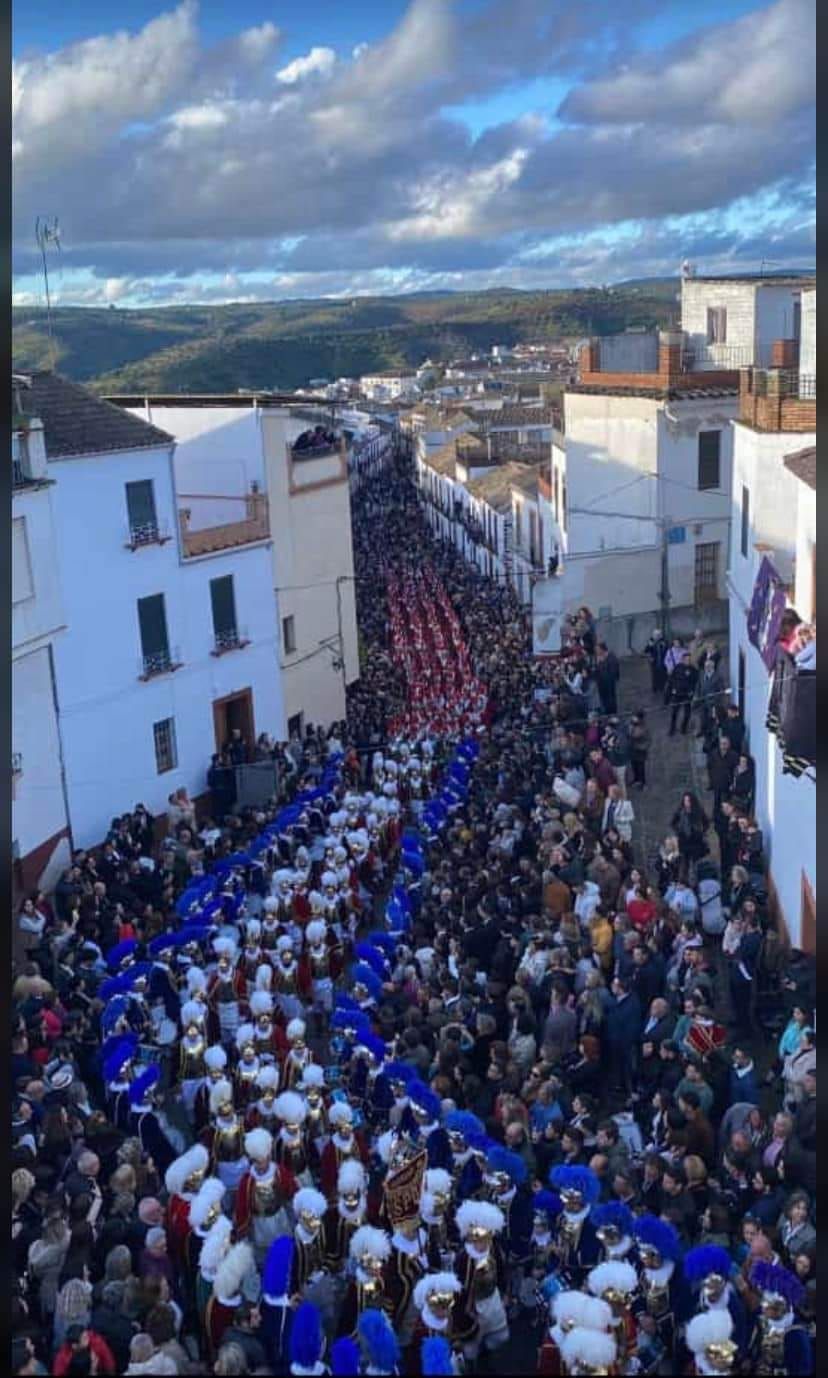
[233,1127,297,1263]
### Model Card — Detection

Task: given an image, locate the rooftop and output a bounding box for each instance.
[783,446,817,490]
[420,439,458,476]
[684,273,816,287]
[467,461,538,512]
[567,383,739,401]
[25,372,172,459]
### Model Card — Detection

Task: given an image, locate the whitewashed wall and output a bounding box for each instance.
[13,646,71,885]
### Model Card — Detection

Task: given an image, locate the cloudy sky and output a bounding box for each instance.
[12,0,815,307]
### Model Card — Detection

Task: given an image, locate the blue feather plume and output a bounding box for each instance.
[290,1301,323,1368]
[358,1308,399,1371]
[262,1235,293,1298]
[422,1335,453,1375]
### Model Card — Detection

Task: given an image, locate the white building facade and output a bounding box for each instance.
[12,383,71,896]
[727,377,815,951]
[23,375,286,851]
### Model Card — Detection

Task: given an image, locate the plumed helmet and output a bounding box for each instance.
[443,1109,484,1141]
[244,1128,273,1161]
[306,919,327,945]
[235,1023,257,1053]
[204,1045,228,1072]
[300,1064,325,1089]
[213,1241,254,1303]
[293,1187,328,1221]
[188,1177,225,1231]
[262,1235,293,1301]
[587,1260,638,1300]
[286,1018,307,1042]
[255,1064,279,1092]
[349,1225,392,1264]
[127,1063,160,1106]
[186,966,207,994]
[198,1215,233,1278]
[255,964,273,990]
[180,999,205,1028]
[750,1260,806,1309]
[455,1200,505,1239]
[413,1272,462,1311]
[682,1243,731,1283]
[209,1078,234,1115]
[636,1213,683,1264]
[485,1144,528,1187]
[421,1335,453,1376]
[330,1338,361,1376]
[164,1144,209,1197]
[407,1079,441,1122]
[685,1310,734,1356]
[274,1090,307,1124]
[532,1189,562,1220]
[592,1201,635,1238]
[560,1328,617,1373]
[329,1101,354,1128]
[337,1159,366,1196]
[249,990,273,1019]
[290,1301,323,1370]
[358,1308,399,1372]
[550,1164,601,1207]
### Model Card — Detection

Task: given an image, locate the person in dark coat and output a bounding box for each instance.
[644,630,668,695]
[728,916,762,1036]
[605,977,642,1099]
[595,644,620,715]
[707,735,739,820]
[90,1282,135,1372]
[667,655,698,735]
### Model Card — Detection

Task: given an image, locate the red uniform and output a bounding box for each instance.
[167,1192,194,1269]
[205,1294,241,1360]
[234,1162,298,1239]
[319,1132,370,1200]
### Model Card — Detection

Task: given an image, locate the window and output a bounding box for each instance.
[529,509,538,564]
[210,575,239,651]
[514,503,522,549]
[697,431,721,490]
[738,647,746,717]
[12,517,33,603]
[153,717,178,773]
[125,480,159,545]
[561,477,567,530]
[554,468,560,520]
[282,614,297,655]
[740,485,750,557]
[694,541,720,603]
[137,593,171,676]
[706,306,727,344]
[287,711,303,739]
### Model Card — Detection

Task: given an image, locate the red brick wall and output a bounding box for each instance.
[770,339,798,368]
[739,390,816,432]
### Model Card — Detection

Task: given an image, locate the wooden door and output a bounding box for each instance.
[213,688,255,760]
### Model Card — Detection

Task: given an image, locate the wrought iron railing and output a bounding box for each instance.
[126,520,172,549]
[212,626,249,655]
[682,343,760,370]
[139,646,182,680]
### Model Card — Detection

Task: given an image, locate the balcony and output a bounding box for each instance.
[138,646,183,681]
[681,343,763,370]
[125,519,173,551]
[178,492,269,559]
[739,367,817,433]
[211,625,250,657]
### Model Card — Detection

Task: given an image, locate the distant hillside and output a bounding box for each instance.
[13,285,680,394]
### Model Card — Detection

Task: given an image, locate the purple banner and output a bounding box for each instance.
[746,555,787,672]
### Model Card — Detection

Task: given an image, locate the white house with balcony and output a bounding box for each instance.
[360,369,421,402]
[23,373,285,851]
[553,272,813,654]
[726,348,816,950]
[12,376,71,897]
[120,396,361,737]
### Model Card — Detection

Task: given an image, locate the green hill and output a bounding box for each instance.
[13,285,681,394]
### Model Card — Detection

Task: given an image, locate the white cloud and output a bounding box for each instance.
[103,277,133,302]
[388,149,529,241]
[167,103,230,131]
[237,22,280,64]
[276,46,336,84]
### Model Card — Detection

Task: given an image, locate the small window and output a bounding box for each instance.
[153,718,178,774]
[282,614,296,655]
[706,306,727,344]
[126,480,158,544]
[12,517,34,604]
[210,575,238,650]
[137,593,171,675]
[740,485,750,557]
[697,431,721,490]
[694,541,719,603]
[287,711,303,739]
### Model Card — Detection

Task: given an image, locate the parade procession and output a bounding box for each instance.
[11,450,815,1378]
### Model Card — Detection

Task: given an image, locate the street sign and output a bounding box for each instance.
[667,525,686,544]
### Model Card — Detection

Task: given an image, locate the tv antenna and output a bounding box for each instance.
[35,216,61,367]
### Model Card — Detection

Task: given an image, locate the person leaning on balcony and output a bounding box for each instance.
[166,788,196,832]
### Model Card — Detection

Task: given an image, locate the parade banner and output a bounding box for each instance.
[532,575,563,656]
[383,1148,428,1227]
[746,555,787,672]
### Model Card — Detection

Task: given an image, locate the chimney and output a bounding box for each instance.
[770,338,798,369]
[658,330,684,381]
[579,340,600,376]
